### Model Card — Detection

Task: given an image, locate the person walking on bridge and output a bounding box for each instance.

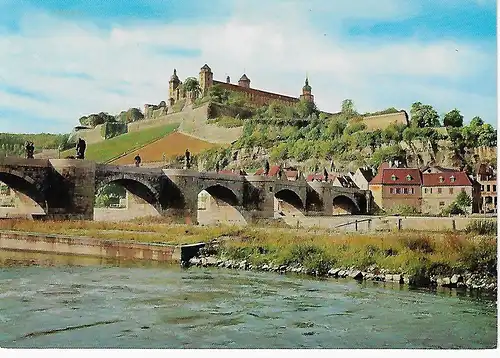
[134,154,141,167]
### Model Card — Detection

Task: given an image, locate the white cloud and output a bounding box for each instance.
[0,1,496,133]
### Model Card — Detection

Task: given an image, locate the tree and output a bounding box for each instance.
[341,99,358,118]
[295,99,317,118]
[208,84,230,104]
[470,116,484,128]
[116,108,144,123]
[182,77,201,98]
[455,191,472,208]
[79,112,115,127]
[477,123,497,147]
[443,109,463,127]
[410,102,440,128]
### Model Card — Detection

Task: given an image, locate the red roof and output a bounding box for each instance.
[306,173,336,182]
[422,172,472,187]
[254,165,280,177]
[381,168,422,185]
[369,162,390,185]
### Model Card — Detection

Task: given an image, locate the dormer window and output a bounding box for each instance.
[450,176,456,183]
[406,175,412,181]
[439,176,444,183]
[391,175,397,181]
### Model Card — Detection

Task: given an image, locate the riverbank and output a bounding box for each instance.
[186,230,498,293]
[0,218,497,292]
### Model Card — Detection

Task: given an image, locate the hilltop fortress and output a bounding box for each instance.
[144,64,315,117]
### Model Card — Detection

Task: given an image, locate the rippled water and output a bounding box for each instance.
[0,251,497,349]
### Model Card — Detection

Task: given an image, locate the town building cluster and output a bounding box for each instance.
[251,162,497,215]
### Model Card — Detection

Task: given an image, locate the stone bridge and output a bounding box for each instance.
[0,157,372,223]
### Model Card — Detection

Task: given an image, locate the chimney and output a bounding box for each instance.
[226,76,230,83]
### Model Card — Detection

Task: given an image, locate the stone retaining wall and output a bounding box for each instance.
[0,230,206,263]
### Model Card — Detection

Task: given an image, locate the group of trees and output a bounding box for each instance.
[78,108,144,128]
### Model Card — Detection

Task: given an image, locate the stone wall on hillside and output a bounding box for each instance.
[362,111,409,131]
[68,124,106,145]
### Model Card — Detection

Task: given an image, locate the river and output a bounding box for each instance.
[0,250,497,349]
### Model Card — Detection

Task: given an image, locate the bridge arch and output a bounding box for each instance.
[94,174,162,220]
[274,188,305,217]
[0,170,46,217]
[197,184,246,225]
[332,194,360,215]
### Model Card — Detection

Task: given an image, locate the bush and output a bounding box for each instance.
[465,220,497,235]
[401,236,434,253]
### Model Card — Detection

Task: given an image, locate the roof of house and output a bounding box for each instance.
[335,175,358,188]
[254,165,280,177]
[381,168,422,185]
[369,162,390,185]
[306,173,336,182]
[356,167,375,182]
[422,172,472,187]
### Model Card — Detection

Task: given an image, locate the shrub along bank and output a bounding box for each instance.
[192,225,497,292]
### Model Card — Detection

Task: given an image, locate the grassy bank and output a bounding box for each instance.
[61,123,179,163]
[0,219,496,280]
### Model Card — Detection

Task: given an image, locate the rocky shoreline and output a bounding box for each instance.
[184,255,498,293]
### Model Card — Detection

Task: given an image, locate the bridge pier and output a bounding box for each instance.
[46,159,96,220]
[308,181,333,215]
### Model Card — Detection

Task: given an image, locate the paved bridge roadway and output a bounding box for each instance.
[0,157,372,223]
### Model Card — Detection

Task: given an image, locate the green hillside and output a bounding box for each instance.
[62,123,179,163]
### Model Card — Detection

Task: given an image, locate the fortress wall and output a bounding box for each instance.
[69,124,106,145]
[214,81,300,107]
[127,104,210,133]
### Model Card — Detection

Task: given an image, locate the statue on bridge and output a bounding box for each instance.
[264,160,270,176]
[323,168,329,182]
[184,149,191,169]
[215,160,220,173]
[25,141,34,159]
[76,138,86,159]
[134,154,141,167]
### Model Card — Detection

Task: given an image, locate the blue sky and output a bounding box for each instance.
[0,0,497,133]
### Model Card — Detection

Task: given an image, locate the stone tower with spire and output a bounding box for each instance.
[199,64,213,96]
[168,68,181,105]
[299,75,314,103]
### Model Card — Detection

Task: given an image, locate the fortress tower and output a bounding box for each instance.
[168,68,181,105]
[299,76,314,103]
[199,64,213,96]
[238,74,251,88]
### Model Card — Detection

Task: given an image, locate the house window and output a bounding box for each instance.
[403,188,408,194]
[487,185,491,192]
[269,186,273,192]
[406,175,412,181]
[439,201,445,206]
[395,188,401,194]
[450,176,456,183]
[481,185,485,191]
[410,188,414,194]
[439,176,444,183]
[438,188,442,194]
[424,188,427,194]
[390,188,394,194]
[461,188,465,193]
[449,188,454,194]
[494,185,497,192]
[391,175,397,181]
[430,188,433,194]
